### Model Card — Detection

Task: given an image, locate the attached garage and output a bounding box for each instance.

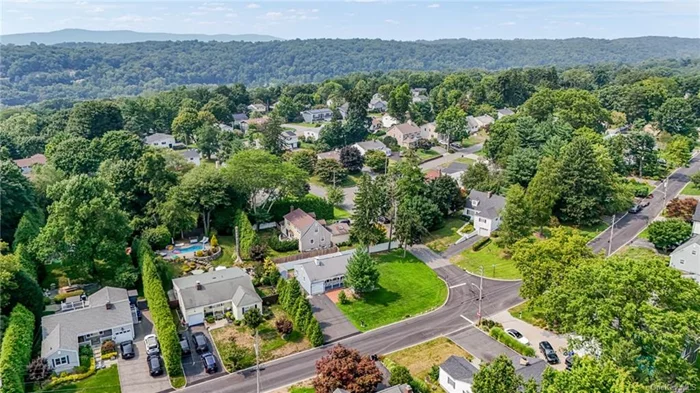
[294,253,352,295]
[187,312,205,326]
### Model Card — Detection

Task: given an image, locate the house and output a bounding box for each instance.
[338,103,350,120]
[281,130,299,150]
[172,267,263,326]
[382,114,399,128]
[318,150,341,161]
[463,190,506,237]
[440,355,547,393]
[304,127,321,141]
[669,204,700,283]
[179,149,201,166]
[370,118,383,132]
[412,94,429,104]
[218,123,234,132]
[411,88,427,97]
[466,115,495,133]
[335,385,412,393]
[497,108,515,119]
[301,108,334,123]
[353,140,391,157]
[441,162,469,187]
[294,252,353,295]
[232,113,249,127]
[14,153,46,175]
[325,222,351,244]
[387,123,423,148]
[282,209,333,252]
[420,122,439,140]
[248,103,267,113]
[368,94,388,112]
[41,287,135,373]
[145,133,176,148]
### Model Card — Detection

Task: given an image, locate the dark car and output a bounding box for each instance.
[538,341,559,364]
[192,332,209,353]
[201,352,218,373]
[147,355,164,377]
[628,204,642,214]
[178,333,191,356]
[565,355,574,370]
[120,340,135,360]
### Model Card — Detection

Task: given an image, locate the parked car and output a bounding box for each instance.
[144,334,160,356]
[628,204,642,214]
[178,333,191,356]
[201,352,218,373]
[120,340,135,360]
[192,332,209,353]
[147,355,164,377]
[565,355,574,370]
[640,200,650,208]
[505,328,529,345]
[538,341,559,364]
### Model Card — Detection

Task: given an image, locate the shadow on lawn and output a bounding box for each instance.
[355,287,400,306]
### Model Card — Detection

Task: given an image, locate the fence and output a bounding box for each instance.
[272,246,340,264]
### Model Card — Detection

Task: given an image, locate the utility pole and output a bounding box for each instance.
[471,266,484,326]
[663,178,668,205]
[235,226,242,263]
[387,201,398,252]
[255,329,260,393]
[608,214,616,256]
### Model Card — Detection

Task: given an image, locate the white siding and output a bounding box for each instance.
[310,281,326,295]
[670,243,700,277]
[47,349,79,374]
[439,367,472,393]
[294,265,314,295]
[299,223,333,252]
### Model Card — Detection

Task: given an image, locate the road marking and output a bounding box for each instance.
[460,314,474,324]
[449,283,467,289]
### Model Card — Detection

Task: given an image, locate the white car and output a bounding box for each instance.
[144,334,160,356]
[506,328,529,345]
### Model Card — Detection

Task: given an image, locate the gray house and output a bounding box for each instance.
[301,108,334,123]
[440,355,546,393]
[282,209,333,252]
[41,287,135,373]
[463,190,506,237]
[294,253,353,295]
[669,203,700,283]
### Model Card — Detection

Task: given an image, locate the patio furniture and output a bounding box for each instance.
[200,236,210,244]
[189,237,199,244]
[175,243,185,247]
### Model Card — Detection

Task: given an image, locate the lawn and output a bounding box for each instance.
[289,387,315,393]
[681,182,700,196]
[565,222,609,241]
[455,157,475,165]
[337,250,447,331]
[461,131,487,147]
[424,217,469,253]
[385,337,472,392]
[309,174,358,188]
[617,246,665,260]
[416,149,440,161]
[214,235,238,266]
[41,365,121,393]
[637,227,650,240]
[451,241,521,279]
[508,301,549,330]
[291,122,322,128]
[333,206,351,219]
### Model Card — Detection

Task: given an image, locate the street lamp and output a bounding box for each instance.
[471,266,484,326]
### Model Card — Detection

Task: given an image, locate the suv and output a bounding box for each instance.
[192,332,209,353]
[201,352,218,373]
[120,340,135,360]
[538,341,559,364]
[628,204,642,214]
[144,334,160,356]
[147,354,164,377]
[178,333,191,356]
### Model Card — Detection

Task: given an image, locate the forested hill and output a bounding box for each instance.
[2,36,699,105]
[0,29,282,45]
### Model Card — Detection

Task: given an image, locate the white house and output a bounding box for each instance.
[281,130,299,150]
[670,204,700,283]
[294,253,353,295]
[420,122,440,141]
[387,123,422,148]
[179,149,201,166]
[301,108,334,123]
[463,190,506,237]
[145,133,176,148]
[382,114,399,128]
[304,127,321,141]
[439,356,479,393]
[172,267,263,326]
[13,153,46,175]
[248,103,267,113]
[466,115,495,134]
[281,209,333,252]
[497,108,515,119]
[41,287,135,373]
[353,140,391,157]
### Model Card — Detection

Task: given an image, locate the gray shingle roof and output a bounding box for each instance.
[172,267,261,310]
[498,108,515,116]
[297,253,352,282]
[467,116,479,129]
[303,108,333,115]
[514,357,548,383]
[440,355,479,383]
[442,162,469,175]
[232,113,249,121]
[671,234,700,255]
[145,133,173,143]
[179,149,199,160]
[466,190,506,220]
[355,140,387,151]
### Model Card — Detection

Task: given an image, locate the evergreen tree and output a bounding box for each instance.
[344,248,380,294]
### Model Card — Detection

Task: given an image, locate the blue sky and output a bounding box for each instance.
[2,0,698,40]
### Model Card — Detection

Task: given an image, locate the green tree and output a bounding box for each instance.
[402,195,443,231]
[12,208,44,252]
[435,105,468,149]
[389,365,413,386]
[244,308,264,330]
[287,149,317,175]
[647,219,692,250]
[172,165,230,235]
[364,149,388,173]
[326,186,345,207]
[539,357,652,393]
[627,132,659,177]
[0,304,35,393]
[662,135,693,168]
[472,354,523,393]
[318,120,346,149]
[526,157,561,233]
[273,95,302,122]
[506,148,540,187]
[351,175,386,245]
[394,203,428,255]
[315,158,347,185]
[195,123,220,159]
[500,184,532,246]
[655,97,695,135]
[171,106,200,144]
[99,130,144,161]
[339,146,364,173]
[388,83,411,122]
[259,113,286,155]
[47,136,101,174]
[0,162,36,244]
[66,100,124,139]
[427,175,463,216]
[344,247,380,294]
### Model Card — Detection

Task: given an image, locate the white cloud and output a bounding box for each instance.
[384,19,399,24]
[112,14,162,23]
[427,3,440,8]
[198,5,232,12]
[258,9,319,22]
[225,13,238,18]
[345,12,356,16]
[246,3,261,9]
[20,15,34,20]
[499,21,516,26]
[189,11,207,16]
[261,11,283,20]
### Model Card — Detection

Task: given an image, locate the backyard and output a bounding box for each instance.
[337,250,447,331]
[309,173,361,188]
[39,365,121,393]
[451,241,521,279]
[424,217,470,253]
[333,206,351,219]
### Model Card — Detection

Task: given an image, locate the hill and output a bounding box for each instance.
[1,36,699,105]
[0,28,282,45]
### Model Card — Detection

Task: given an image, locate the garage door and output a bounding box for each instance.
[478,228,489,236]
[188,313,204,326]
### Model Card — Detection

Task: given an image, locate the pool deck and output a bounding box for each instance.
[159,243,210,260]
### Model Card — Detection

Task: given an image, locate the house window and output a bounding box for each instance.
[447,377,456,389]
[693,250,697,255]
[321,238,325,242]
[310,239,314,244]
[479,218,487,223]
[680,259,685,264]
[53,356,70,367]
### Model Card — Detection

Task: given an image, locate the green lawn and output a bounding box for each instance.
[681,182,700,196]
[292,122,322,128]
[214,235,238,266]
[41,365,121,393]
[299,142,316,150]
[309,174,358,188]
[289,387,315,393]
[416,149,440,161]
[637,227,650,240]
[508,301,549,329]
[451,241,521,279]
[333,206,351,219]
[337,250,447,331]
[455,157,475,165]
[617,246,665,260]
[424,217,469,253]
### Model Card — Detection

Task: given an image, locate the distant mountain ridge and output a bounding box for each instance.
[0,28,282,45]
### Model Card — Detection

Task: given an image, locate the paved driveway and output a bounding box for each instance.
[309,294,360,342]
[118,311,172,393]
[182,326,225,385]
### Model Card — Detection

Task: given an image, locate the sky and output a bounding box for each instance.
[1,0,699,40]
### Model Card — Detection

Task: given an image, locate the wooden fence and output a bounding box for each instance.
[272,246,340,264]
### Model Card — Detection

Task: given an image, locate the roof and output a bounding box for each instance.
[282,130,297,137]
[318,150,341,161]
[440,355,479,383]
[369,96,387,106]
[671,234,700,255]
[325,222,350,236]
[498,108,515,116]
[475,115,495,125]
[442,162,469,175]
[145,133,173,143]
[425,169,441,181]
[296,253,352,282]
[172,267,262,310]
[248,103,267,111]
[248,117,269,125]
[232,113,249,121]
[14,154,46,167]
[467,116,479,128]
[466,189,506,220]
[390,123,421,136]
[302,108,333,115]
[42,287,132,357]
[284,209,317,232]
[355,140,387,151]
[514,357,548,383]
[179,149,199,160]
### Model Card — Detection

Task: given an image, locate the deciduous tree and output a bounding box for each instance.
[0,161,36,243]
[526,157,561,233]
[326,186,345,207]
[472,354,522,393]
[656,97,695,135]
[313,344,383,393]
[171,165,230,235]
[499,184,531,246]
[435,105,467,149]
[315,158,347,185]
[340,146,364,173]
[287,149,318,175]
[388,84,411,122]
[66,100,124,139]
[364,149,388,173]
[665,198,698,222]
[647,219,692,250]
[662,134,693,168]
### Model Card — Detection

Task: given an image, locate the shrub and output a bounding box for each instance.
[46,359,96,388]
[276,318,293,336]
[244,308,263,330]
[211,234,219,248]
[142,225,171,249]
[428,364,440,381]
[307,318,324,347]
[389,365,413,386]
[101,352,118,360]
[270,195,334,222]
[206,315,215,324]
[195,250,204,257]
[338,290,349,305]
[489,327,536,357]
[479,319,503,332]
[233,209,257,259]
[218,341,254,372]
[267,234,298,252]
[0,304,35,393]
[472,237,491,251]
[101,340,116,354]
[250,243,268,262]
[135,238,184,381]
[53,289,84,303]
[26,358,52,384]
[647,219,692,250]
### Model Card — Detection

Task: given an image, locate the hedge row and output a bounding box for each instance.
[135,239,184,383]
[472,237,491,252]
[267,235,298,252]
[276,279,323,347]
[270,195,334,222]
[53,289,84,303]
[233,209,257,260]
[46,358,95,388]
[0,304,35,393]
[489,327,536,357]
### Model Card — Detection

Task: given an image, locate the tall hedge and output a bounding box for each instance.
[0,304,35,393]
[278,278,324,347]
[135,240,183,380]
[233,209,257,259]
[270,195,334,222]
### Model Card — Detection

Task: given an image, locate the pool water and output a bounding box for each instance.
[175,244,204,253]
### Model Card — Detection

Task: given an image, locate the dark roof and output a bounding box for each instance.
[232,113,248,121]
[466,190,506,220]
[442,162,469,175]
[284,209,317,232]
[440,355,478,383]
[302,108,333,115]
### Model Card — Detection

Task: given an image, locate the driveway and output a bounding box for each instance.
[308,294,360,342]
[442,235,483,259]
[118,310,172,393]
[182,325,225,385]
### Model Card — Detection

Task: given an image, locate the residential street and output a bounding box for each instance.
[419,143,484,170]
[589,153,700,255]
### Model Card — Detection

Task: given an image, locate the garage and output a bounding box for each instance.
[187,313,204,326]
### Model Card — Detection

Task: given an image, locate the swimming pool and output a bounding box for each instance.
[175,244,204,253]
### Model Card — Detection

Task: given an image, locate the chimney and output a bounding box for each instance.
[487,191,493,198]
[290,205,295,213]
[314,257,320,266]
[105,302,113,310]
[196,281,203,290]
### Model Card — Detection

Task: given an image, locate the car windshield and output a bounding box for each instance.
[510,330,522,338]
[195,335,206,345]
[123,343,133,351]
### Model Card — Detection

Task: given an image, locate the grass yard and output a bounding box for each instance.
[214,235,238,266]
[41,365,121,393]
[681,182,700,196]
[461,131,487,147]
[508,301,549,330]
[565,222,609,241]
[289,387,315,393]
[333,206,351,219]
[451,241,521,279]
[637,227,650,240]
[309,174,358,188]
[337,250,447,331]
[292,122,322,128]
[424,217,469,253]
[455,157,475,165]
[617,246,665,260]
[416,149,440,161]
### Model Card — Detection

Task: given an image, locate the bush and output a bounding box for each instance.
[53,289,84,303]
[270,195,334,222]
[472,237,491,251]
[0,304,35,393]
[206,315,215,324]
[218,341,254,372]
[647,219,692,250]
[26,358,52,384]
[267,234,298,252]
[276,318,293,336]
[46,359,95,388]
[338,291,349,305]
[479,319,503,332]
[233,209,257,259]
[489,327,536,357]
[428,365,440,381]
[101,352,118,360]
[135,239,184,381]
[142,225,171,250]
[389,365,413,386]
[101,340,116,354]
[211,234,219,248]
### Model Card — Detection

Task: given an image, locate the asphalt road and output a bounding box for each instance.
[588,153,700,255]
[172,252,522,393]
